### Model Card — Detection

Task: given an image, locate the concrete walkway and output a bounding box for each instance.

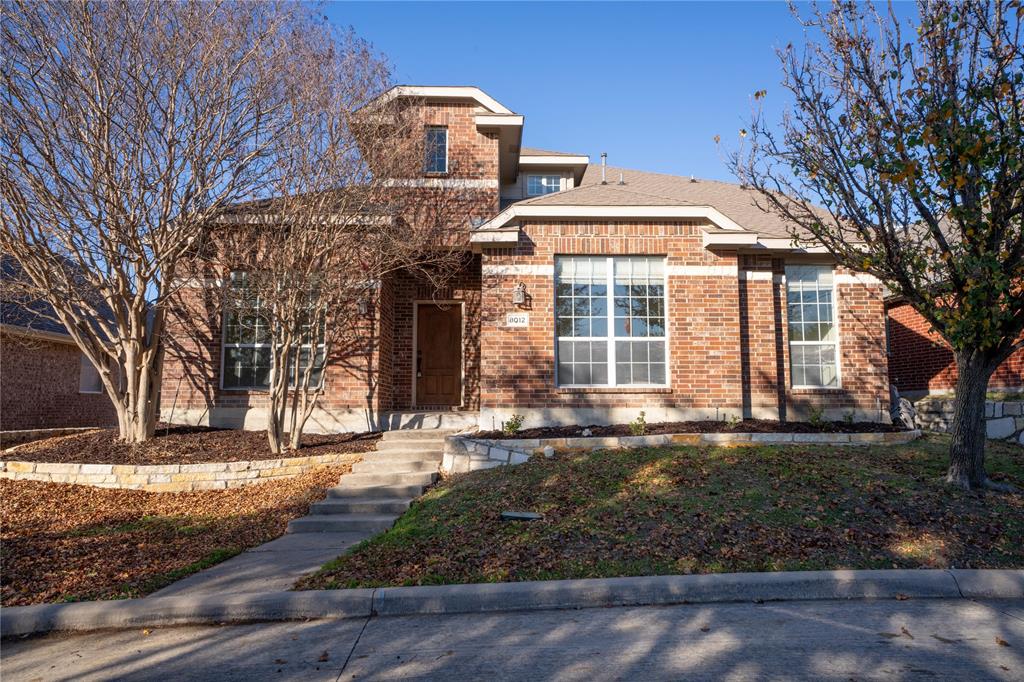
[150,532,367,598]
[151,429,452,598]
[5,598,1022,680]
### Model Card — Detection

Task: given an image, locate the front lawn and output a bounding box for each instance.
[299,434,1023,590]
[1,463,356,606]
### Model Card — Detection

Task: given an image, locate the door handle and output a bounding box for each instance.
[416,349,423,377]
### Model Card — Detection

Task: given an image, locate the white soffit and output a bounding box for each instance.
[475,114,524,128]
[390,86,515,115]
[473,204,747,232]
[518,154,590,166]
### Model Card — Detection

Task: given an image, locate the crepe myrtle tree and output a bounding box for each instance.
[211,93,482,453]
[0,1,368,443]
[728,0,1023,490]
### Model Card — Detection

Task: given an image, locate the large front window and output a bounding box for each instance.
[785,265,839,388]
[221,271,325,390]
[556,256,667,387]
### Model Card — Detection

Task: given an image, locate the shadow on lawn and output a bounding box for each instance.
[303,434,1024,589]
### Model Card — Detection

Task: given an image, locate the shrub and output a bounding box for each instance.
[628,411,647,436]
[502,414,525,437]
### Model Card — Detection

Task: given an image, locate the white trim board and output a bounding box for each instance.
[472,204,747,233]
[383,86,515,115]
[519,154,590,166]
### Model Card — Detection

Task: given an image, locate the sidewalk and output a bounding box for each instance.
[5,598,1022,680]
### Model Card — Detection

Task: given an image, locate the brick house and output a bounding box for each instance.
[160,86,892,433]
[1,259,117,432]
[886,299,1023,397]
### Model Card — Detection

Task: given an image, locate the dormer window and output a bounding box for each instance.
[424,126,448,174]
[527,174,561,196]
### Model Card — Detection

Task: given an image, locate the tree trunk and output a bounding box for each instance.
[106,347,162,444]
[266,347,287,455]
[945,351,993,489]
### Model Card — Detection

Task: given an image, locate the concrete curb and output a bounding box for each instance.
[3,569,1021,638]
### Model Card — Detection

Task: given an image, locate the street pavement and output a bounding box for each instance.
[3,598,1022,681]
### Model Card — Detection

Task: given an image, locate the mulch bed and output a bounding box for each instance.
[2,424,381,465]
[299,434,1024,591]
[475,418,905,440]
[1,461,358,606]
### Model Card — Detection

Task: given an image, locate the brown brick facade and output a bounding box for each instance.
[158,93,893,432]
[886,300,1023,394]
[475,219,890,428]
[0,331,116,431]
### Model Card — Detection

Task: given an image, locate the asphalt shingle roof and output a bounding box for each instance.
[519,164,810,239]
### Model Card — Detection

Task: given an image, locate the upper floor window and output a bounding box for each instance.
[785,265,839,388]
[424,126,447,174]
[527,174,561,196]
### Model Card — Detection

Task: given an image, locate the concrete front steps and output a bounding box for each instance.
[286,428,460,534]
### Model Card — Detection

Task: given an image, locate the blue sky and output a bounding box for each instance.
[324,1,825,182]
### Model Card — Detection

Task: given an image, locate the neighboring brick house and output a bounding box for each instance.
[1,260,117,432]
[160,86,892,432]
[886,299,1023,397]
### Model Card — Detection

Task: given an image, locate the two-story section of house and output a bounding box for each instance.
[160,85,891,433]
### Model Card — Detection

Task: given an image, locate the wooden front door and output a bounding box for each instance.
[416,303,462,407]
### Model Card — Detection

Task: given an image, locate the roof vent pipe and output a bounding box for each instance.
[618,172,625,185]
[600,152,607,184]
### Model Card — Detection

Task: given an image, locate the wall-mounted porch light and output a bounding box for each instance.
[357,297,371,316]
[511,281,527,306]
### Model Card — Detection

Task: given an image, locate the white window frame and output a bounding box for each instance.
[785,265,842,389]
[424,126,448,174]
[219,273,326,392]
[554,255,670,389]
[527,174,561,197]
[78,353,103,394]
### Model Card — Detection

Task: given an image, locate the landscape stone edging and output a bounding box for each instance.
[441,429,922,474]
[2,568,1020,638]
[915,397,1024,445]
[0,452,359,492]
[0,427,100,450]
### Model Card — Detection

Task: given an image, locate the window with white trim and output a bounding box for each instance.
[221,271,325,390]
[424,126,447,174]
[785,265,839,388]
[556,256,667,387]
[78,354,103,394]
[527,174,561,196]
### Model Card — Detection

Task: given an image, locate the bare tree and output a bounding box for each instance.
[211,89,482,453]
[729,0,1023,490]
[0,1,360,442]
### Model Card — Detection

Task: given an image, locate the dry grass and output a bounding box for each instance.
[300,435,1023,590]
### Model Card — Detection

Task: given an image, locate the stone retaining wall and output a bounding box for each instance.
[441,430,922,474]
[915,399,1024,445]
[0,452,357,492]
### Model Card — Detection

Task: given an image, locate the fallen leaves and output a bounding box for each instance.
[4,424,379,465]
[1,463,356,605]
[299,435,1023,591]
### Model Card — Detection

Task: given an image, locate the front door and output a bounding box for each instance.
[416,303,462,407]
